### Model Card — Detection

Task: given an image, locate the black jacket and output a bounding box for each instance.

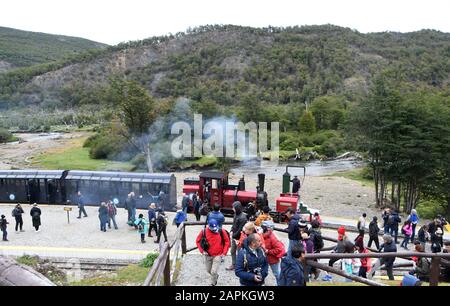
[13,207,24,218]
[279,255,305,286]
[0,218,8,231]
[418,227,427,242]
[125,197,136,210]
[369,221,380,237]
[380,241,397,267]
[291,178,301,193]
[30,207,41,227]
[232,212,248,240]
[283,214,301,241]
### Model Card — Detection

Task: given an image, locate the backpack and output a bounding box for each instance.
[137,220,145,231]
[311,231,324,251]
[200,228,210,254]
[387,214,395,225]
[200,203,210,216]
[11,208,16,218]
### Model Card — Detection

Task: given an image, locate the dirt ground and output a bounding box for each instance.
[0,132,87,170]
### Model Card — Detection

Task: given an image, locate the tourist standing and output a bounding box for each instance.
[155,210,168,243]
[124,192,137,225]
[227,201,247,271]
[235,234,269,286]
[207,204,225,229]
[147,203,158,237]
[357,213,367,233]
[261,221,285,285]
[98,202,108,232]
[174,208,187,228]
[30,203,41,232]
[369,234,397,280]
[417,224,429,249]
[368,216,380,249]
[12,203,25,232]
[76,191,88,219]
[401,220,413,249]
[254,206,273,226]
[0,215,9,241]
[382,208,391,234]
[389,210,402,244]
[279,244,306,286]
[282,207,301,256]
[193,192,201,222]
[135,214,149,243]
[407,209,419,243]
[106,200,118,230]
[196,219,230,286]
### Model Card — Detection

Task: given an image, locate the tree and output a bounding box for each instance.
[299,111,316,134]
[112,79,156,172]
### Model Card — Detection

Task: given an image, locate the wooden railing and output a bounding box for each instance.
[143,220,450,286]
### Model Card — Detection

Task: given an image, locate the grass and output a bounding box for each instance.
[177,156,218,169]
[16,255,40,267]
[69,264,149,286]
[328,168,373,187]
[32,137,134,171]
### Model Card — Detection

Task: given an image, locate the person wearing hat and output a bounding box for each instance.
[323,226,352,281]
[12,203,25,232]
[196,219,230,286]
[290,176,301,194]
[0,215,9,241]
[261,220,285,285]
[368,216,380,249]
[147,203,158,237]
[30,203,41,232]
[134,213,149,243]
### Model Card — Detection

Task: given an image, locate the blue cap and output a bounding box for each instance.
[208,219,219,232]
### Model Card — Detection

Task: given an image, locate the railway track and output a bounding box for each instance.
[28,257,140,272]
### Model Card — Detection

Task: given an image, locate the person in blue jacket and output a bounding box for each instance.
[206,204,225,229]
[174,208,187,228]
[235,233,268,286]
[279,244,306,286]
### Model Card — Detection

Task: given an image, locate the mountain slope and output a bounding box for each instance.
[0,26,107,72]
[1,25,449,108]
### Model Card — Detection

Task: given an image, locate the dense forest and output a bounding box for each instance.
[0,25,449,216]
[0,26,107,71]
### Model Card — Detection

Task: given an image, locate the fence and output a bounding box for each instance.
[143,221,450,286]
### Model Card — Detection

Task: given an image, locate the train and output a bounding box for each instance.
[0,170,177,210]
[182,166,317,222]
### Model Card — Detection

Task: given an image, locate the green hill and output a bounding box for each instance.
[0,26,107,72]
[0,25,448,110]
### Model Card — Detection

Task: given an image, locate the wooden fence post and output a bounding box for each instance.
[181,224,187,255]
[164,247,171,286]
[429,257,441,286]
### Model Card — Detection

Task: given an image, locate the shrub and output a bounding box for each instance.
[139,252,159,268]
[416,200,446,219]
[0,128,13,143]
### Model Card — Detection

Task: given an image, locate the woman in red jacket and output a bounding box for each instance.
[261,221,286,285]
[196,219,230,286]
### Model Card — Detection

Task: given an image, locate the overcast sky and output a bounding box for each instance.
[1,0,449,45]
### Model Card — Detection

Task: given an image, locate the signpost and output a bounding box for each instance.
[64,207,72,224]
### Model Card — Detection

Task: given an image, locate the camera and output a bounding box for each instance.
[253,267,262,278]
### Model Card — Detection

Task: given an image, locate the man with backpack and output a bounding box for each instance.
[388,209,402,244]
[196,219,230,286]
[106,200,118,230]
[235,233,269,286]
[12,203,25,232]
[368,216,380,250]
[134,214,149,243]
[155,210,168,243]
[279,244,306,286]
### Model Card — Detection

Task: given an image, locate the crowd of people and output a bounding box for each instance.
[0,203,42,241]
[193,201,449,286]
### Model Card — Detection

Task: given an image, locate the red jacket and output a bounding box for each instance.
[262,230,286,265]
[196,227,230,256]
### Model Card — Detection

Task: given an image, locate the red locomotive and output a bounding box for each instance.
[182,166,317,222]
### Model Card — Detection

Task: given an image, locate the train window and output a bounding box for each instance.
[212,180,218,189]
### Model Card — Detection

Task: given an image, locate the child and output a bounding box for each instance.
[1,215,9,241]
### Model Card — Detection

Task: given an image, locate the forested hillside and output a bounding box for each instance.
[0,26,107,72]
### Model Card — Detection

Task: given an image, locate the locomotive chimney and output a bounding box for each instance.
[257,173,265,192]
[238,175,245,191]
